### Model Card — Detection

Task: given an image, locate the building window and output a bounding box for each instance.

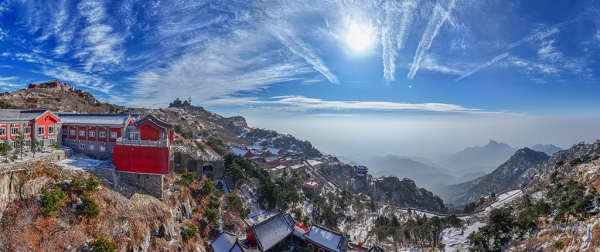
[308,244,314,252]
[79,131,85,136]
[99,132,106,138]
[25,127,30,134]
[26,140,31,146]
[90,131,95,137]
[39,139,44,147]
[79,144,85,149]
[0,128,4,136]
[129,132,139,140]
[48,126,54,135]
[70,143,75,148]
[110,146,113,153]
[11,142,17,148]
[11,128,18,135]
[110,132,117,138]
[70,130,75,135]
[100,146,106,152]
[89,145,94,150]
[317,249,324,252]
[50,139,55,145]
[146,174,149,179]
[62,129,67,135]
[38,126,45,135]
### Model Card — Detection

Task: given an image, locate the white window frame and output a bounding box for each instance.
[89,145,94,150]
[110,132,117,138]
[11,127,18,135]
[25,127,30,134]
[89,131,95,137]
[26,140,31,146]
[79,131,85,136]
[11,142,17,148]
[0,128,4,136]
[48,126,54,135]
[100,146,106,152]
[39,139,44,146]
[38,126,45,135]
[70,129,75,136]
[50,139,55,144]
[99,132,106,138]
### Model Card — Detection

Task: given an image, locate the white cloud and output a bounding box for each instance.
[381,0,419,83]
[537,40,563,63]
[267,22,340,85]
[127,28,314,108]
[407,0,455,79]
[205,95,521,116]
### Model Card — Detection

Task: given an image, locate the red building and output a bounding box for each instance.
[304,225,349,252]
[58,113,137,159]
[28,79,63,89]
[58,113,173,175]
[113,115,173,175]
[0,110,61,149]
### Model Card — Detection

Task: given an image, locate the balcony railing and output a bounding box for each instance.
[116,137,168,147]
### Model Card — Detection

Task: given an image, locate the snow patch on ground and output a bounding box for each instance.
[442,222,485,252]
[56,155,108,170]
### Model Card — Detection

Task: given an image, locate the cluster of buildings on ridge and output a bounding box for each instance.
[229,143,307,169]
[27,79,75,91]
[0,108,223,198]
[211,212,385,252]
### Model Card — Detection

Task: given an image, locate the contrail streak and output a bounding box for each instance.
[455,53,508,81]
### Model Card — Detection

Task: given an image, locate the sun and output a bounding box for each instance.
[346,23,373,51]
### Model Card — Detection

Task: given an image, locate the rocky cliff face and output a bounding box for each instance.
[375,176,447,213]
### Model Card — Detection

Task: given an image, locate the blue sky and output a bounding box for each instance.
[1,0,599,157]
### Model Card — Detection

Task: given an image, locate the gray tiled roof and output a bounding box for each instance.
[253,213,293,251]
[58,113,132,125]
[211,232,237,252]
[0,110,51,121]
[304,225,348,252]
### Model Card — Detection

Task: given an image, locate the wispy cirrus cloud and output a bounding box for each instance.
[267,22,340,85]
[127,27,314,108]
[507,18,580,49]
[407,0,455,79]
[381,0,419,83]
[205,95,522,116]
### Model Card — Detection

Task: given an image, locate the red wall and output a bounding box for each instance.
[140,124,160,141]
[113,146,169,174]
[305,240,334,252]
[33,113,59,137]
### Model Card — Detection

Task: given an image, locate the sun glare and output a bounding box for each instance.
[346,23,372,51]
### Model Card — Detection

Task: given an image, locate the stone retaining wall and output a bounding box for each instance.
[0,149,71,174]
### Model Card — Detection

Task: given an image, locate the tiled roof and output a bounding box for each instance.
[211,232,237,252]
[230,146,250,156]
[304,225,349,252]
[58,113,133,125]
[367,246,385,252]
[252,213,293,251]
[0,110,53,121]
[264,156,278,163]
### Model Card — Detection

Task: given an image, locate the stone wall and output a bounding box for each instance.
[118,172,163,199]
[172,152,224,180]
[0,149,71,174]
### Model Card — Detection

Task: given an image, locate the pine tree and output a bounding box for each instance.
[15,131,25,160]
